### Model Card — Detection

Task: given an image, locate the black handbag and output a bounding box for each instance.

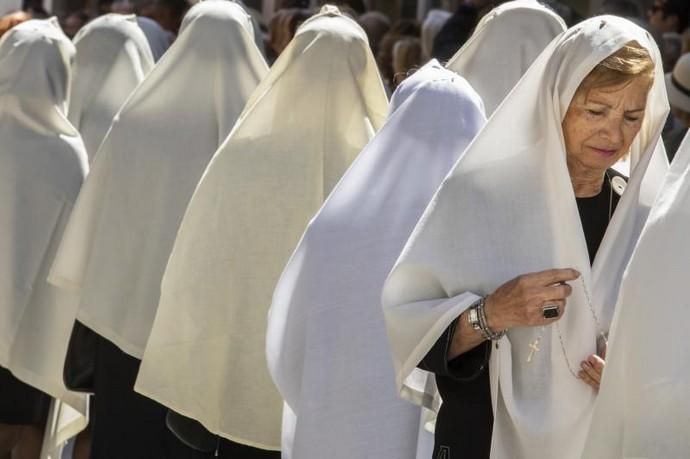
[63,320,98,393]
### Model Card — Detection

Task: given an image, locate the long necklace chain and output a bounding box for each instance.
[527,172,613,377]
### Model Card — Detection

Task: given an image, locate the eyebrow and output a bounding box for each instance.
[583,99,646,112]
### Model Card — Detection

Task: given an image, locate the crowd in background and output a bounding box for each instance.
[3,0,690,141]
[1,1,688,87]
[2,0,690,458]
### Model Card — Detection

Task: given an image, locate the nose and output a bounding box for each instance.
[598,115,624,148]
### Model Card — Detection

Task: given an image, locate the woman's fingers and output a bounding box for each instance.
[578,369,598,389]
[579,354,605,390]
[529,268,581,287]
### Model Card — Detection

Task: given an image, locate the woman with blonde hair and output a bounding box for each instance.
[383,16,669,459]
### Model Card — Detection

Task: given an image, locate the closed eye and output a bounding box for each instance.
[586,109,604,116]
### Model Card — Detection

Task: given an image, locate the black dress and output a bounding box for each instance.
[90,333,280,459]
[0,366,50,426]
[421,172,623,459]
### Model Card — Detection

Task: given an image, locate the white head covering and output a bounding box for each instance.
[382,16,669,459]
[69,14,154,162]
[0,17,88,430]
[48,1,268,360]
[266,60,485,459]
[134,5,388,450]
[446,0,565,116]
[421,9,450,61]
[136,16,173,62]
[583,129,690,457]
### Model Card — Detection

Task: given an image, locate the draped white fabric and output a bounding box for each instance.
[136,16,172,62]
[421,9,450,61]
[382,16,669,459]
[135,6,388,450]
[446,0,565,116]
[0,17,88,429]
[68,14,154,162]
[266,60,485,459]
[48,1,267,359]
[583,130,690,457]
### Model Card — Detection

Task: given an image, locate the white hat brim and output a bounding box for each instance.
[666,72,690,113]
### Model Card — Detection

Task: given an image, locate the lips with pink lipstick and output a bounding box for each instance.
[588,146,618,157]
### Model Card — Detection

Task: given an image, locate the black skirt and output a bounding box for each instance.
[91,334,280,459]
[0,366,50,426]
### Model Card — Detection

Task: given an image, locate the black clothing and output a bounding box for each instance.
[421,171,623,459]
[91,335,278,459]
[0,366,50,426]
[431,5,479,63]
[166,411,280,459]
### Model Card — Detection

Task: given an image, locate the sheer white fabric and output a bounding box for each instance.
[136,16,172,61]
[48,1,268,359]
[135,6,388,450]
[446,0,565,116]
[421,9,450,61]
[0,17,88,440]
[583,130,690,457]
[266,60,485,459]
[68,14,154,162]
[382,16,669,459]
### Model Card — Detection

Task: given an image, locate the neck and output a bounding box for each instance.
[568,161,606,198]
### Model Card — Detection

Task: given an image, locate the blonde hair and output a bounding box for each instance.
[580,41,655,91]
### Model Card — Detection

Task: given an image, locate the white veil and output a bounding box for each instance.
[382,16,669,459]
[446,0,565,116]
[135,6,388,450]
[583,133,690,456]
[68,13,154,161]
[48,1,268,360]
[265,60,485,458]
[0,17,88,442]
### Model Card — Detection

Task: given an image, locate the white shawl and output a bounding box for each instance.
[68,14,154,162]
[0,17,88,428]
[135,6,389,450]
[583,133,690,456]
[136,16,172,61]
[48,1,268,360]
[382,16,669,459]
[266,60,486,459]
[446,0,565,116]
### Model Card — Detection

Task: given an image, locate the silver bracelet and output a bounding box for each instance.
[471,296,506,341]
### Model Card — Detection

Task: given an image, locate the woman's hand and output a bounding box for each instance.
[483,268,581,331]
[579,354,605,391]
[580,339,606,391]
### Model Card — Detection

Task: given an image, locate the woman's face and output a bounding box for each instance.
[562,76,651,173]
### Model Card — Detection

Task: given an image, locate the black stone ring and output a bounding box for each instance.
[542,304,560,319]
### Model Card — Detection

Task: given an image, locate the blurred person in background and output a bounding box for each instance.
[358,10,390,56]
[0,10,29,36]
[421,8,450,61]
[267,7,311,63]
[647,0,689,35]
[430,3,477,62]
[378,19,419,91]
[138,0,188,34]
[60,10,90,38]
[664,52,690,159]
[391,36,422,88]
